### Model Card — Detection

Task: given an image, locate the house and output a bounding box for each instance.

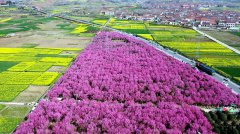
[226,20,236,28]
[0,0,7,5]
[219,20,238,28]
[100,9,114,16]
[198,17,217,27]
[182,4,190,9]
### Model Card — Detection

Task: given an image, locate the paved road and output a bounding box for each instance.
[33,8,240,94]
[0,102,25,106]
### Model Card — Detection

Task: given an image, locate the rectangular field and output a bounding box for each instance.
[0,47,81,102]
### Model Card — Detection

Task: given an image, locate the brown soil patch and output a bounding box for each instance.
[48,66,66,73]
[13,86,49,103]
[0,21,92,48]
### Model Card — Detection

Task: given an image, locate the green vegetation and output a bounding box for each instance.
[147,24,240,82]
[0,85,28,101]
[21,43,39,48]
[0,48,81,101]
[215,67,240,77]
[6,72,42,85]
[0,47,81,133]
[0,105,5,111]
[107,18,149,34]
[0,17,58,37]
[0,62,18,72]
[56,23,75,31]
[0,106,30,118]
[0,117,22,133]
[25,62,53,72]
[122,29,149,34]
[0,106,32,133]
[32,72,59,86]
[70,23,100,36]
[202,30,240,51]
[36,54,76,58]
[107,19,240,82]
[91,19,108,25]
[204,111,240,134]
[231,32,240,37]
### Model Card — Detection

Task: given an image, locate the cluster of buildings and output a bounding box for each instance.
[0,0,19,6]
[112,1,240,30]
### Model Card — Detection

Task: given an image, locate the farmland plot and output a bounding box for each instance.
[0,48,81,133]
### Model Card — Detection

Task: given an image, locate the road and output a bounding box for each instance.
[113,30,240,94]
[0,102,26,106]
[33,8,240,94]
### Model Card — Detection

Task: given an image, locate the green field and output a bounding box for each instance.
[231,32,240,37]
[146,25,240,82]
[57,23,100,37]
[0,105,32,133]
[0,16,58,37]
[0,48,81,133]
[0,47,81,102]
[0,5,240,133]
[0,6,99,133]
[0,117,22,133]
[201,30,240,51]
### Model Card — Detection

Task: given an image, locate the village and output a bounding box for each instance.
[113,1,240,31]
[1,0,240,31]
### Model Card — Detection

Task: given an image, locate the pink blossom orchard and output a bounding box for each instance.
[15,100,213,134]
[15,32,239,133]
[47,31,239,106]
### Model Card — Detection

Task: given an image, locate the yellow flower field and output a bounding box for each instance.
[71,24,88,34]
[0,18,12,23]
[137,34,153,40]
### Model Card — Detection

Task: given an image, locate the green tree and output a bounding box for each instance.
[233,128,239,134]
[220,113,228,122]
[213,127,220,134]
[211,113,218,121]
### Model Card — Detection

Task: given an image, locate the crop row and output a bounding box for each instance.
[0,85,29,102]
[0,18,12,23]
[0,48,80,103]
[0,117,22,134]
[32,72,59,86]
[91,19,108,25]
[0,71,59,85]
[71,24,100,35]
[0,48,73,55]
[15,32,240,133]
[160,42,236,56]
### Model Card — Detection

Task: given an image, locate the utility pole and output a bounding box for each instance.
[195,34,203,60]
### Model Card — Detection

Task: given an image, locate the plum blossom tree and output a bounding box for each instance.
[15,31,239,133]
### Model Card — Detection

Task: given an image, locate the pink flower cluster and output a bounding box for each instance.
[15,100,213,134]
[15,32,239,133]
[48,32,239,106]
